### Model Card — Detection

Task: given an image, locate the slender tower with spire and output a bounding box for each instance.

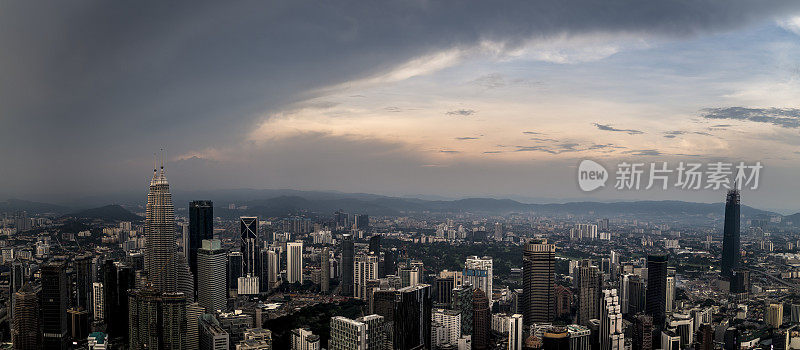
[144,151,178,292]
[721,188,741,279]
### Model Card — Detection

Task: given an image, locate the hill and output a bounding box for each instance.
[66,205,142,222]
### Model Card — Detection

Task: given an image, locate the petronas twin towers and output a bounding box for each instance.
[145,158,178,292]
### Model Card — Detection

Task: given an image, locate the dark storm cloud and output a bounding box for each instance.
[700,107,800,128]
[446,109,476,117]
[593,123,644,135]
[4,1,800,196]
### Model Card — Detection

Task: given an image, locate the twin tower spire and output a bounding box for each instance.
[150,148,168,186]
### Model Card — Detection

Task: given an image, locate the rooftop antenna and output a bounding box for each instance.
[153,152,157,173]
[160,148,164,170]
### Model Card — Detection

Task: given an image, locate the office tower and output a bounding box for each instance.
[198,239,227,313]
[103,261,135,341]
[508,314,523,350]
[555,285,572,318]
[432,309,462,348]
[472,289,490,350]
[238,275,260,295]
[287,241,304,284]
[435,277,455,305]
[291,328,320,350]
[92,282,104,321]
[523,240,556,325]
[329,315,385,350]
[451,284,474,336]
[228,252,243,293]
[399,267,420,288]
[767,303,784,328]
[145,160,178,292]
[68,308,90,344]
[9,260,25,322]
[240,217,259,277]
[321,247,330,293]
[177,254,195,301]
[396,284,432,350]
[128,288,187,349]
[632,314,653,350]
[75,254,93,314]
[334,210,349,228]
[617,274,633,314]
[577,260,602,326]
[628,275,646,316]
[721,188,741,278]
[341,234,355,296]
[355,214,369,230]
[12,284,39,350]
[41,261,69,349]
[266,249,279,290]
[661,330,680,350]
[186,303,204,350]
[566,324,591,350]
[369,235,380,254]
[199,314,229,350]
[731,268,750,296]
[645,254,668,326]
[600,289,624,350]
[665,276,675,313]
[465,256,493,305]
[355,253,379,300]
[189,200,214,292]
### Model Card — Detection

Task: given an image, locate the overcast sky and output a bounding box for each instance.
[5,1,800,212]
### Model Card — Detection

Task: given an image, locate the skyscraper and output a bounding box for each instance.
[227,252,243,293]
[355,253,379,300]
[369,235,381,254]
[645,254,668,326]
[577,260,602,326]
[197,239,227,313]
[103,261,135,342]
[75,254,93,315]
[12,284,39,350]
[266,249,279,290]
[287,241,304,284]
[721,188,741,279]
[632,314,653,350]
[523,240,555,325]
[464,256,493,305]
[240,217,259,277]
[341,234,354,296]
[665,276,675,313]
[451,284,473,336]
[41,261,69,349]
[329,315,385,350]
[600,289,624,350]
[321,247,330,293]
[395,284,432,350]
[189,200,214,293]
[145,159,178,292]
[128,288,187,349]
[472,289,490,350]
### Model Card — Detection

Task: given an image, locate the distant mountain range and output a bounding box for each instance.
[65,205,142,222]
[0,189,792,224]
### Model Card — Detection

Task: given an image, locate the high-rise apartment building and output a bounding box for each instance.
[721,189,741,278]
[329,315,385,350]
[197,239,227,313]
[355,253,379,300]
[92,282,104,321]
[321,248,330,293]
[287,241,304,284]
[600,289,624,350]
[523,240,555,325]
[665,276,675,313]
[507,314,523,350]
[767,303,784,328]
[291,328,320,350]
[432,309,462,348]
[145,161,178,292]
[465,256,493,305]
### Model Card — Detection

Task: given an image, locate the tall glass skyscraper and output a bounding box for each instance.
[645,254,668,327]
[721,189,741,278]
[341,234,354,296]
[240,216,259,276]
[145,161,177,292]
[189,200,214,289]
[523,240,555,326]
